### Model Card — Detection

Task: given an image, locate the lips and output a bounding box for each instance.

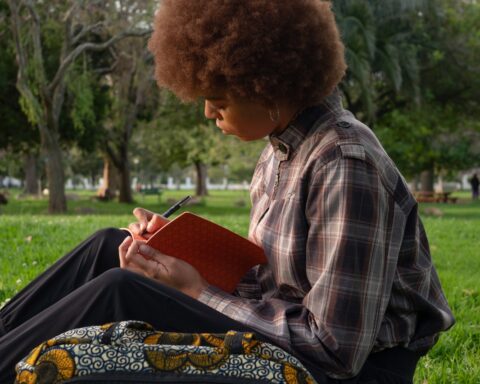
[216,119,229,134]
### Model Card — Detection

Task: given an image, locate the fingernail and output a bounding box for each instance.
[139,244,149,253]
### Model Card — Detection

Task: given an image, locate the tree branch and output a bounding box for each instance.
[63,2,80,40]
[48,28,152,94]
[7,0,28,78]
[94,61,119,76]
[93,46,119,75]
[0,12,6,39]
[105,142,121,169]
[24,0,48,97]
[7,0,44,126]
[72,21,106,45]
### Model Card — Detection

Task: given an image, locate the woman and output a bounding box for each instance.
[0,1,454,383]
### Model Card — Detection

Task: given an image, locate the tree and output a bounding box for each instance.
[66,147,103,189]
[418,0,480,115]
[0,1,40,194]
[375,0,480,190]
[7,0,150,212]
[376,105,477,188]
[102,39,154,203]
[333,0,430,123]
[222,138,266,184]
[137,91,231,196]
[67,0,159,204]
[334,0,480,191]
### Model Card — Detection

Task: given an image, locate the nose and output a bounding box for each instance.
[204,100,220,120]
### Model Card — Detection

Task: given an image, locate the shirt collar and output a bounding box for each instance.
[269,88,344,161]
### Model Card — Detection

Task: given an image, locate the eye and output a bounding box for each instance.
[205,97,227,110]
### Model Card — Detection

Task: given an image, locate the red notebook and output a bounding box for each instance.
[124,212,267,293]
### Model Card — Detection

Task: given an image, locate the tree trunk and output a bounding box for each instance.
[194,161,208,196]
[23,152,39,195]
[42,128,67,213]
[118,147,133,203]
[410,174,420,192]
[420,167,435,192]
[97,156,119,200]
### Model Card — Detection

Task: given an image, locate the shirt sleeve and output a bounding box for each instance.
[233,267,263,299]
[198,156,397,379]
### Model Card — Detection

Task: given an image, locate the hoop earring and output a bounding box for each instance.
[269,104,280,123]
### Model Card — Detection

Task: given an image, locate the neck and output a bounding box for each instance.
[272,104,304,135]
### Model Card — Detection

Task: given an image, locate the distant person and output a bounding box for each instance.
[0,1,454,383]
[469,173,479,200]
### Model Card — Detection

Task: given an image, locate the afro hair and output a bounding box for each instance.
[148,0,346,107]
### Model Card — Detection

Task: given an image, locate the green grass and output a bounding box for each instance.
[0,189,479,383]
[0,189,252,305]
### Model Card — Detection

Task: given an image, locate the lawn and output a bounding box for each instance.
[0,189,479,383]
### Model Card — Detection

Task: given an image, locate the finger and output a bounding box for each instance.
[128,251,169,279]
[138,243,167,261]
[123,263,146,276]
[132,207,153,233]
[127,222,142,235]
[142,232,154,240]
[138,244,173,277]
[146,214,169,233]
[127,223,148,239]
[118,236,133,268]
[125,239,143,263]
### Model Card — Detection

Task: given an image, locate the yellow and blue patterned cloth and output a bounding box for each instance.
[15,320,316,383]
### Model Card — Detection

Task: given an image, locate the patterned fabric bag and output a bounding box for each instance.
[15,320,316,383]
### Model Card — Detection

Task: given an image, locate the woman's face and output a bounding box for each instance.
[204,96,289,141]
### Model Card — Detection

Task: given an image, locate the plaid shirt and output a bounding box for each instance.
[198,90,454,379]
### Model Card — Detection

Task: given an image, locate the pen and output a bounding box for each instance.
[161,195,192,218]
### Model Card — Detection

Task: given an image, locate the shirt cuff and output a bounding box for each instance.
[197,285,237,313]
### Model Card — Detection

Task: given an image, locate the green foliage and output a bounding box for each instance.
[134,90,267,185]
[136,91,230,170]
[18,95,40,127]
[64,146,103,184]
[417,0,480,114]
[334,0,427,120]
[0,152,23,177]
[376,105,478,178]
[2,0,479,193]
[217,136,265,182]
[370,0,480,176]
[41,17,64,81]
[67,70,96,136]
[0,7,38,151]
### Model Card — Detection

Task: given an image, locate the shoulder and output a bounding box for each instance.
[304,112,415,213]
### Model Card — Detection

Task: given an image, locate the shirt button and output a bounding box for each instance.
[278,143,288,153]
[336,121,351,128]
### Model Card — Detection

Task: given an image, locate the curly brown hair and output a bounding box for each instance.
[148,0,346,107]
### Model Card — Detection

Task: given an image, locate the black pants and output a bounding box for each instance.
[0,228,421,383]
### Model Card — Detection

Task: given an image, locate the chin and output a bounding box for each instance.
[234,134,260,142]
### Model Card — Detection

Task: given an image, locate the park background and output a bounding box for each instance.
[0,1,479,383]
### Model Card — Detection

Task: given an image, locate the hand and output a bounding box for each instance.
[118,237,208,299]
[127,207,168,239]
